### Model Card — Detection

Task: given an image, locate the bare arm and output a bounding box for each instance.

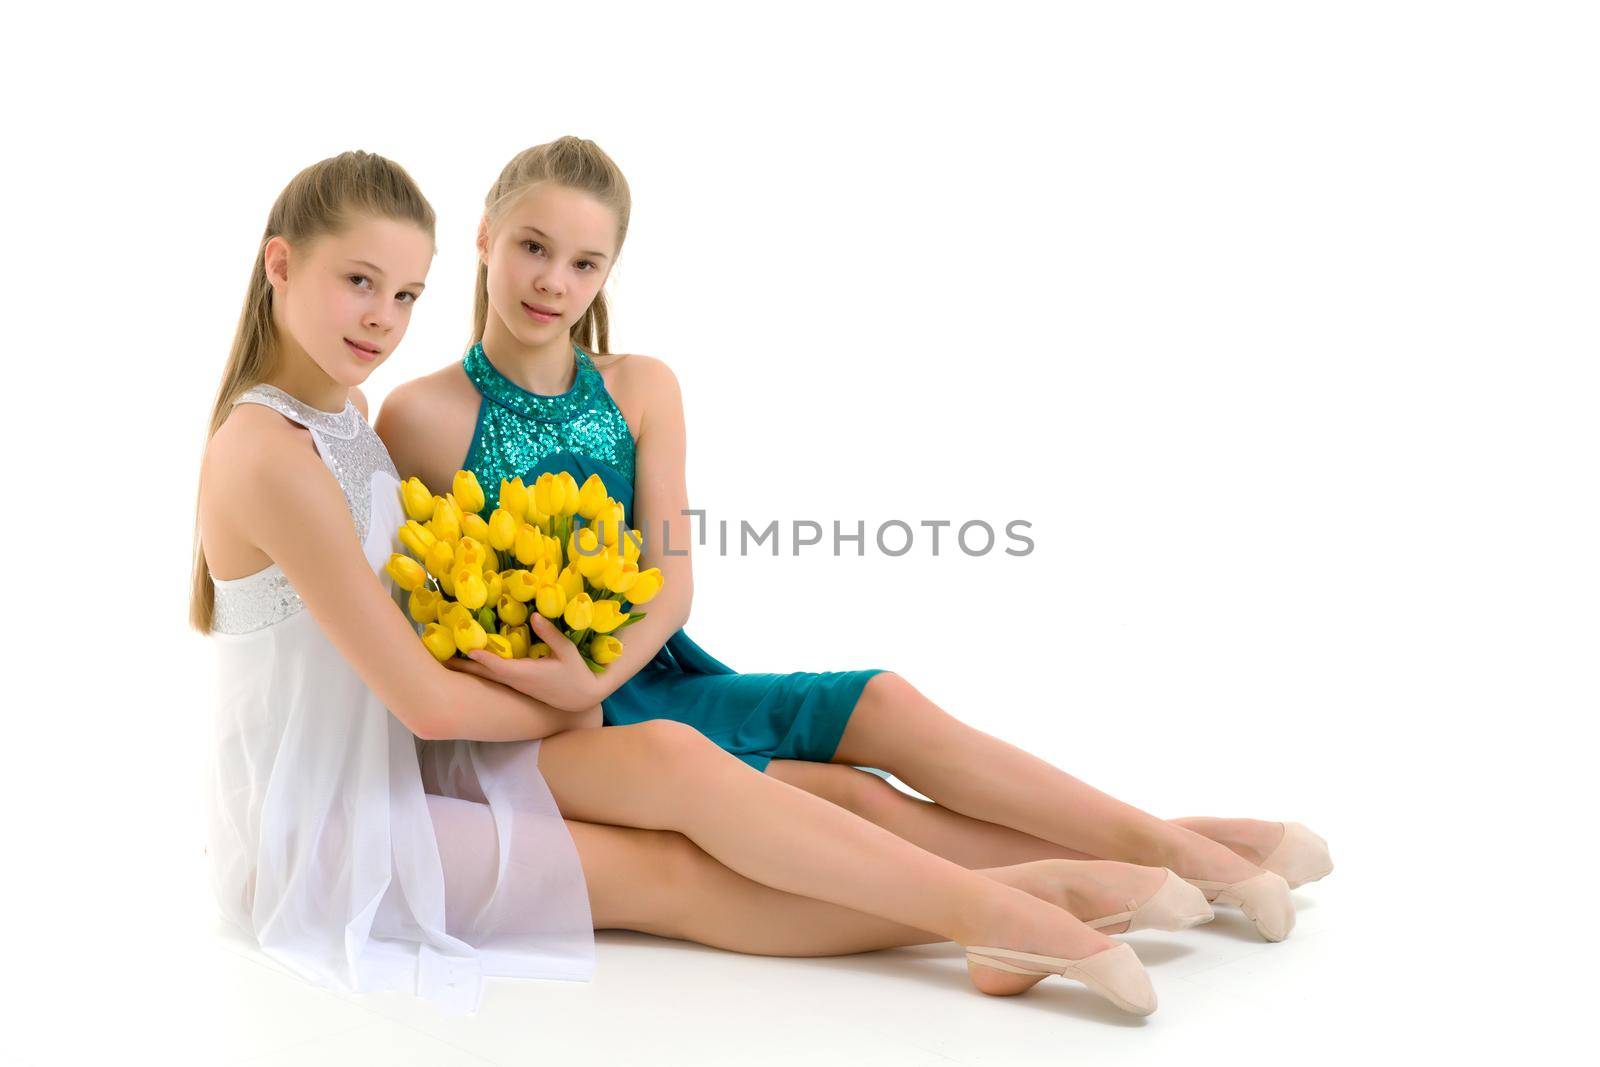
[586,355,694,701]
[209,410,594,742]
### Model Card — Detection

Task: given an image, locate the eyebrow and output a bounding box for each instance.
[348,259,427,290]
[517,226,611,261]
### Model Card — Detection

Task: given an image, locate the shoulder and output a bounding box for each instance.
[373,358,481,490]
[593,351,679,391]
[377,359,478,429]
[594,351,683,419]
[203,401,334,518]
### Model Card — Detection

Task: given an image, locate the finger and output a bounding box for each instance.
[528,614,574,655]
[445,655,494,678]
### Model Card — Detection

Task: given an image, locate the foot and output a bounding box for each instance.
[963,892,1122,998]
[1169,817,1334,889]
[1158,826,1295,941]
[1018,860,1188,934]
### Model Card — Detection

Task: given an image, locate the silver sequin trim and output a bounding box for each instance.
[211,563,304,635]
[210,385,400,635]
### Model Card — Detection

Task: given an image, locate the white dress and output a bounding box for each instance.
[205,384,595,1014]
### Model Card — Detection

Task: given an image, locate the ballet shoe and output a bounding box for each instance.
[1185,870,1295,942]
[1258,822,1334,889]
[1086,869,1214,933]
[964,941,1157,1016]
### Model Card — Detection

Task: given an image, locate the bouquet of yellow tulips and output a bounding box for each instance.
[385,469,662,670]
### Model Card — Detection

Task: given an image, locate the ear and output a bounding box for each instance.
[476,216,491,265]
[263,235,291,292]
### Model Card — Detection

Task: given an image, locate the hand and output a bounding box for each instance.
[442,614,605,713]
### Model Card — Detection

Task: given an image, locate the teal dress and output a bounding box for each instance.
[461,342,885,773]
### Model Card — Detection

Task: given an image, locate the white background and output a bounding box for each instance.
[4,2,1596,1063]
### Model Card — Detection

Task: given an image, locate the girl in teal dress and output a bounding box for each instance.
[376,137,1333,943]
[457,338,883,774]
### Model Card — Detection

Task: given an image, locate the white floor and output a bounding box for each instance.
[80,853,1396,1066]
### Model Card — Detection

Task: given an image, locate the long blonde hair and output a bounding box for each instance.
[189,150,436,634]
[471,136,632,354]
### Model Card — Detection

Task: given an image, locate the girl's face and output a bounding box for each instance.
[479,182,618,348]
[265,214,432,387]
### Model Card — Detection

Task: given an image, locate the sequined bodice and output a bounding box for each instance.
[210,384,400,635]
[461,343,636,513]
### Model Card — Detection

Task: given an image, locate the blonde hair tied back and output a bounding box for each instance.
[189,151,436,634]
[471,136,632,355]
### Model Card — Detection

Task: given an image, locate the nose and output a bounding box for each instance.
[532,262,564,297]
[364,300,397,332]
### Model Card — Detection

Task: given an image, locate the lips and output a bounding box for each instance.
[344,338,382,361]
[522,301,560,320]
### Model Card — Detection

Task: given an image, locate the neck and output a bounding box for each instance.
[263,337,349,413]
[481,312,577,394]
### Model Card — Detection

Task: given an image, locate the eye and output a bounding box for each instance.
[522,240,544,255]
[396,291,419,305]
[575,260,596,272]
[348,274,372,288]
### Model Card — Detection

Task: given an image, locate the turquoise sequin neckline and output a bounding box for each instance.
[464,342,604,424]
[460,341,638,514]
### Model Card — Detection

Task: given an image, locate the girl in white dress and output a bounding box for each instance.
[194,150,1226,1018]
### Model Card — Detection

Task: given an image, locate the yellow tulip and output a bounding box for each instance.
[601,557,639,595]
[620,528,643,565]
[461,513,491,548]
[541,532,565,569]
[453,470,486,515]
[514,523,542,565]
[428,496,460,543]
[563,592,594,631]
[451,614,489,653]
[386,553,426,592]
[500,623,531,658]
[568,526,602,569]
[398,520,436,559]
[531,558,560,588]
[408,586,442,624]
[421,623,456,662]
[484,571,504,607]
[401,477,436,521]
[500,478,529,521]
[577,472,609,519]
[576,545,611,580]
[593,500,626,546]
[528,642,552,661]
[589,599,630,634]
[532,473,560,518]
[497,593,529,627]
[455,536,487,572]
[440,601,472,629]
[437,568,457,597]
[557,564,584,600]
[483,633,514,659]
[590,634,623,665]
[488,508,518,551]
[454,567,489,611]
[505,569,539,603]
[558,471,581,515]
[424,540,455,580]
[626,568,663,605]
[535,583,567,619]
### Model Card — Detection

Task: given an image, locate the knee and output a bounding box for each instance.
[858,670,911,711]
[836,767,905,819]
[625,719,721,767]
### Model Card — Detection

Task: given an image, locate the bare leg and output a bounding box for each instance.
[568,820,1168,953]
[1168,817,1289,863]
[769,761,1288,872]
[535,720,1124,996]
[832,674,1264,885]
